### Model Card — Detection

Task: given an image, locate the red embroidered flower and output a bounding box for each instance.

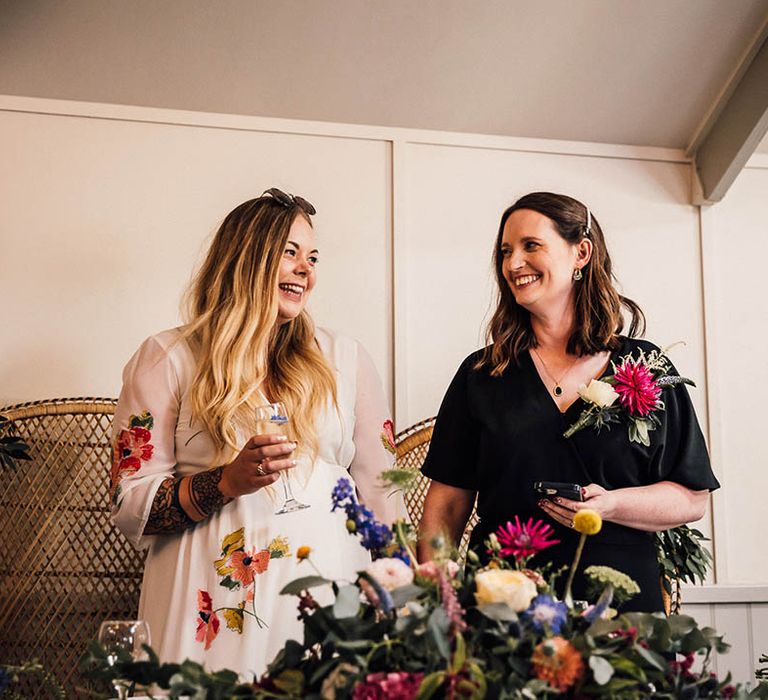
[613,359,662,416]
[495,516,560,562]
[228,548,271,586]
[352,671,424,700]
[110,413,155,496]
[380,420,396,455]
[195,590,220,650]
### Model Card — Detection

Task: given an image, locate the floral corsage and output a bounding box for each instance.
[563,346,694,446]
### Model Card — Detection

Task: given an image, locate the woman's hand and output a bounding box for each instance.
[538,483,618,528]
[219,434,297,498]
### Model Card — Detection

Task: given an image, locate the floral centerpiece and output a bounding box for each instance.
[81,478,767,699]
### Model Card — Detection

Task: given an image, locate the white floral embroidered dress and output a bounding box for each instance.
[110,327,403,679]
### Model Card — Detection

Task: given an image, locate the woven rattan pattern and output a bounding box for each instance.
[395,417,478,561]
[0,398,146,698]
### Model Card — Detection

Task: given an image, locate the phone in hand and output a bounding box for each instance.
[534,481,584,501]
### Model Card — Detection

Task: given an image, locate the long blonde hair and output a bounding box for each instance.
[182,195,337,465]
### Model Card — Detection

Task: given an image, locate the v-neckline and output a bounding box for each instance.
[526,339,625,416]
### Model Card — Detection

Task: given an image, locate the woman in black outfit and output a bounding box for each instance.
[417,192,719,612]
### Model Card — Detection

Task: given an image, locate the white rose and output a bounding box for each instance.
[578,379,619,408]
[474,569,537,612]
[365,557,414,591]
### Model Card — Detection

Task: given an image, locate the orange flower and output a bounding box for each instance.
[297,545,312,561]
[531,636,584,692]
[228,548,270,586]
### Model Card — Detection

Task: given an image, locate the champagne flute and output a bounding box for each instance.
[255,402,310,514]
[97,619,151,699]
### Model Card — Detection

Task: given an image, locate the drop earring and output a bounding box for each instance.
[573,268,583,281]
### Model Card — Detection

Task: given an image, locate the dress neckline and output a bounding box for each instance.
[525,338,626,417]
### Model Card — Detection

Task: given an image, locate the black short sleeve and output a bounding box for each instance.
[421,355,481,491]
[648,374,720,491]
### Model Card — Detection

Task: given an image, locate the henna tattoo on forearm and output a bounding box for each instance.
[143,467,231,535]
[144,477,196,535]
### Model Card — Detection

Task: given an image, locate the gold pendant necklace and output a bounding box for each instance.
[531,348,579,397]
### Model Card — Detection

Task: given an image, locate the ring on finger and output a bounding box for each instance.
[255,461,268,477]
[569,519,575,529]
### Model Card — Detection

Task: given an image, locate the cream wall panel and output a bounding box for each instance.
[401,144,706,431]
[704,166,768,584]
[0,110,392,405]
[712,604,755,687]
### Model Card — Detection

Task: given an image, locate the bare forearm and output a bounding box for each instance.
[144,467,231,535]
[599,481,709,532]
[417,483,475,562]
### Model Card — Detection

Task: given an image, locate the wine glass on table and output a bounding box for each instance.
[255,401,310,514]
[97,619,151,699]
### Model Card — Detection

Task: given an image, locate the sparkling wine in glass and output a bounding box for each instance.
[255,402,310,514]
[97,619,151,700]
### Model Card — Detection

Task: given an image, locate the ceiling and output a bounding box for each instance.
[1,0,767,154]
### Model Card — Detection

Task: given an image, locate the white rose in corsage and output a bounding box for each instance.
[475,569,537,612]
[577,379,619,408]
[365,557,414,591]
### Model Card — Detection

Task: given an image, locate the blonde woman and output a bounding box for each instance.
[110,189,402,676]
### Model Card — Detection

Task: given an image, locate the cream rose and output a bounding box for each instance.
[577,379,619,408]
[365,557,414,591]
[475,569,537,612]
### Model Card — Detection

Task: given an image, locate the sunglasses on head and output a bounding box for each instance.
[261,188,317,216]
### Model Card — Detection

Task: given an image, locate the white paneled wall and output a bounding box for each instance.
[1,96,766,685]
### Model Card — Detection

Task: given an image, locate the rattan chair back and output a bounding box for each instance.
[0,398,145,698]
[395,417,478,560]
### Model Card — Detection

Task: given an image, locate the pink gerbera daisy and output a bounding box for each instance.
[613,359,662,416]
[495,516,560,562]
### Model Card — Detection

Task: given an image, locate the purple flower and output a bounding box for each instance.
[331,478,355,511]
[523,594,569,634]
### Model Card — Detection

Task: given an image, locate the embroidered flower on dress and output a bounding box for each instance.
[380,419,396,455]
[110,411,155,500]
[195,590,220,650]
[196,528,291,646]
[228,547,271,586]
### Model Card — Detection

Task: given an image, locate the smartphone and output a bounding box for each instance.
[533,481,584,501]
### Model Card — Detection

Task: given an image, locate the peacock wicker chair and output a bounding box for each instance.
[0,398,146,698]
[395,416,479,561]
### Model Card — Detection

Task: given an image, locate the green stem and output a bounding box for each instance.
[394,519,417,566]
[563,406,597,438]
[564,534,586,607]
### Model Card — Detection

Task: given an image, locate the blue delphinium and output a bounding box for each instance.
[331,477,410,563]
[523,594,569,634]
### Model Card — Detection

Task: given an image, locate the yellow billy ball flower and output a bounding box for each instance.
[296,545,312,560]
[573,509,602,535]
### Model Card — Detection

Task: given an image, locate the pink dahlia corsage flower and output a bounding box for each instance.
[612,358,662,416]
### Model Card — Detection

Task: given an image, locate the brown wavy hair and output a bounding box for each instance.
[181,195,337,467]
[477,192,645,376]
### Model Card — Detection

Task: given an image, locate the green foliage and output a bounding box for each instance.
[0,660,65,699]
[0,415,31,470]
[655,525,714,596]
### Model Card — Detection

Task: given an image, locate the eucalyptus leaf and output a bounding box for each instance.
[589,655,615,685]
[427,607,451,660]
[280,575,331,595]
[477,602,518,622]
[333,584,361,618]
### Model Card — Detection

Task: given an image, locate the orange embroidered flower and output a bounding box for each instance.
[195,590,220,650]
[296,545,312,560]
[531,636,584,692]
[228,548,271,586]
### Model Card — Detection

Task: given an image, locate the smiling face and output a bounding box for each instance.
[276,215,318,323]
[500,208,590,317]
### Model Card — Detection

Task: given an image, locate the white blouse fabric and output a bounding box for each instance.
[110,327,404,679]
